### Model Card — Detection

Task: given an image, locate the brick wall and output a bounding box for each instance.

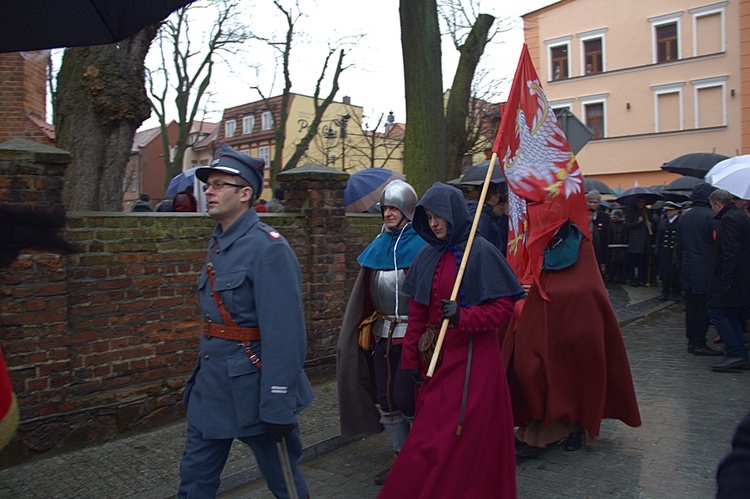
[0,53,49,144]
[0,145,382,465]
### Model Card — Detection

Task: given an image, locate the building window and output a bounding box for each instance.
[261,111,273,131]
[225,119,236,138]
[656,23,678,62]
[583,38,603,74]
[550,44,569,80]
[693,76,727,128]
[652,82,684,133]
[583,102,605,138]
[259,145,271,165]
[242,115,255,135]
[692,1,726,57]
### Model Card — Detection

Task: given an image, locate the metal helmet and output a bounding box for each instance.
[380,179,418,221]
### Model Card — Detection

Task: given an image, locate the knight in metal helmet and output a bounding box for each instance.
[380,179,418,223]
[337,179,426,485]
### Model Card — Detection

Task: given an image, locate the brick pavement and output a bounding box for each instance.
[223,295,750,498]
[1,283,748,498]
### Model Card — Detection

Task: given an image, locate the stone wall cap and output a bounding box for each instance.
[0,137,71,163]
[278,163,350,180]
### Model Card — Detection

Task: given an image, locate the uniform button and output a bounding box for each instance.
[226,283,231,288]
[203,354,210,360]
[215,249,220,254]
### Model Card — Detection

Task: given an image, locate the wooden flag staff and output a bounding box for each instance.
[426,151,500,378]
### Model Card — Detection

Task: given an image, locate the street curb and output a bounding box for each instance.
[618,299,675,328]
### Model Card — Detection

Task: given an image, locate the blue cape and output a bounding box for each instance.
[357,223,426,270]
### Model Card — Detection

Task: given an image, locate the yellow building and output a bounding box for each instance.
[523,0,741,190]
[215,93,404,199]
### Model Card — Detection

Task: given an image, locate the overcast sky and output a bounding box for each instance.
[138,0,557,131]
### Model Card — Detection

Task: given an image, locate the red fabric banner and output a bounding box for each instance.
[492,44,591,289]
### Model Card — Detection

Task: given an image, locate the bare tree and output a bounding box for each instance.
[55,26,158,211]
[147,0,250,186]
[252,0,356,188]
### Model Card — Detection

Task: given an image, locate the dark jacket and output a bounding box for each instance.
[625,206,651,254]
[467,201,506,254]
[655,215,680,279]
[676,184,717,295]
[707,203,750,308]
[591,209,609,265]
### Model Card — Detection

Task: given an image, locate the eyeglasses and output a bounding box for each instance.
[202,180,248,192]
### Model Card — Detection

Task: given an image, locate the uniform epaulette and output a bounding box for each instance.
[259,224,282,240]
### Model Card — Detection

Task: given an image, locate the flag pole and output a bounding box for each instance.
[426,152,499,378]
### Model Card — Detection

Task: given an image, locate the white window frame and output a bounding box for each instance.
[577,28,607,75]
[650,12,683,64]
[692,75,728,128]
[261,111,273,131]
[690,2,727,57]
[259,145,271,165]
[242,115,255,135]
[225,119,236,138]
[544,35,572,81]
[579,94,608,139]
[651,82,685,132]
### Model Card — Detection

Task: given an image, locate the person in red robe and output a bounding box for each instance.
[504,222,642,458]
[379,182,524,499]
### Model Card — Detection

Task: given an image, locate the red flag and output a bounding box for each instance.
[492,44,590,290]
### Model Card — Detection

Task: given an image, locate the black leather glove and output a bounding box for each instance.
[441,299,460,324]
[265,422,296,442]
[410,369,424,386]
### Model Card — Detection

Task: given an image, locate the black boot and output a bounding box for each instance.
[564,431,584,451]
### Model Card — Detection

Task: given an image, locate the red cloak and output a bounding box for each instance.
[379,253,517,499]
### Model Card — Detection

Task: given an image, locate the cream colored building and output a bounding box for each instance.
[217,93,404,199]
[523,0,741,190]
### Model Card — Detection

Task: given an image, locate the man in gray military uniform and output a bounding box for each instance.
[178,144,313,498]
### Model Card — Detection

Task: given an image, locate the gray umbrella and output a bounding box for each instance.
[583,178,614,195]
[460,159,505,185]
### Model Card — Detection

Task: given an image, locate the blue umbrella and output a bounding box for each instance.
[616,185,663,207]
[344,168,405,213]
[165,166,202,198]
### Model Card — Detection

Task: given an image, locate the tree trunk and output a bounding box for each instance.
[445,13,495,180]
[55,26,158,211]
[400,0,445,195]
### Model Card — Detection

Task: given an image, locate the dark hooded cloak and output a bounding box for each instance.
[403,182,524,306]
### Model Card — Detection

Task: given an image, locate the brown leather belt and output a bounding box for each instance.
[203,321,260,342]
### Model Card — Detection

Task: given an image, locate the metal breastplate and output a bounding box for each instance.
[369,269,410,338]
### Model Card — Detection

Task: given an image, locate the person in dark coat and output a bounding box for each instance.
[717,409,750,498]
[675,183,723,356]
[587,190,609,276]
[607,209,628,284]
[654,201,682,302]
[178,145,313,498]
[173,188,197,212]
[467,181,508,255]
[131,193,152,212]
[625,196,652,287]
[706,188,750,372]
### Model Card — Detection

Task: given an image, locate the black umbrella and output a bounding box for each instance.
[661,152,730,179]
[583,178,614,195]
[0,0,194,53]
[663,176,706,192]
[616,186,663,207]
[648,184,666,194]
[460,158,506,186]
